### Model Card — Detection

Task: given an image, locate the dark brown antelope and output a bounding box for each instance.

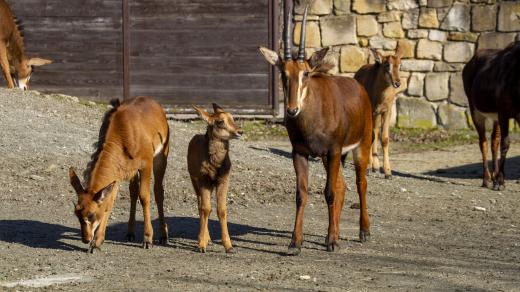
[69,96,170,252]
[463,41,520,190]
[0,0,52,89]
[355,46,403,179]
[187,104,242,253]
[259,6,372,255]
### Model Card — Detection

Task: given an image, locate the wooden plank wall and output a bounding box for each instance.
[8,0,124,101]
[129,0,272,113]
[6,0,275,113]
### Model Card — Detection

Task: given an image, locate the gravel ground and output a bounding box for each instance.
[0,89,519,291]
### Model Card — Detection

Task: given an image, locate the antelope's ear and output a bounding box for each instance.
[309,47,330,69]
[212,103,225,114]
[258,47,280,66]
[93,181,115,205]
[28,58,52,66]
[370,48,383,64]
[69,167,84,195]
[192,105,211,123]
[395,44,403,59]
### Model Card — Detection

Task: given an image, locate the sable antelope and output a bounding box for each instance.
[462,41,520,190]
[258,6,372,255]
[0,0,52,89]
[187,104,243,253]
[355,46,403,179]
[69,96,170,252]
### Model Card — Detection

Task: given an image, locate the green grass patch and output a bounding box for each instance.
[239,120,288,141]
[390,128,479,153]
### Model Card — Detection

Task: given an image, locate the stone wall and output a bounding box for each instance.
[289,0,520,129]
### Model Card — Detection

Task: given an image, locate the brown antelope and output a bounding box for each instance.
[259,6,372,255]
[187,104,243,253]
[355,46,403,179]
[69,96,170,253]
[0,0,52,89]
[463,41,520,190]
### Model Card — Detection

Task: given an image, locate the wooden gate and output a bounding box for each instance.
[9,0,278,115]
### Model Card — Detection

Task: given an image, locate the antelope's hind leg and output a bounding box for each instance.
[139,165,154,249]
[195,182,212,253]
[472,110,492,188]
[127,173,139,242]
[153,152,169,245]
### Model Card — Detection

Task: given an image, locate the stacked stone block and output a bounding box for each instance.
[289,0,520,129]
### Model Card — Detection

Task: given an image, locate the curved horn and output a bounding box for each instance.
[284,6,292,60]
[297,5,308,62]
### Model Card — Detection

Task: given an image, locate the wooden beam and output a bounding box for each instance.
[122,0,130,100]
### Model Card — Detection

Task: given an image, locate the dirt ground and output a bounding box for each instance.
[0,89,519,291]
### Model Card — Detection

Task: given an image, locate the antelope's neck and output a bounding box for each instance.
[8,26,26,69]
[206,130,229,169]
[87,143,126,194]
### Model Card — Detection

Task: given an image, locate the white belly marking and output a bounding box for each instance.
[475,109,498,121]
[342,142,360,155]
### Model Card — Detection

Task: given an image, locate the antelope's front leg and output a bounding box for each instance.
[90,185,120,253]
[216,175,233,253]
[370,114,382,172]
[139,166,154,248]
[324,151,343,252]
[381,110,392,179]
[0,42,14,89]
[288,151,309,255]
[127,174,139,242]
[197,186,212,253]
[494,117,510,191]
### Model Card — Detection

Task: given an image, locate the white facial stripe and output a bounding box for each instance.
[92,221,100,235]
[18,78,27,90]
[297,71,307,111]
[342,142,360,155]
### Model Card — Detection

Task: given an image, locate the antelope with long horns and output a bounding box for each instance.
[0,0,52,90]
[69,96,170,253]
[258,5,373,255]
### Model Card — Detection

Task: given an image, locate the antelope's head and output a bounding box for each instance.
[371,46,402,89]
[12,57,52,90]
[193,103,243,140]
[259,6,330,119]
[69,168,115,244]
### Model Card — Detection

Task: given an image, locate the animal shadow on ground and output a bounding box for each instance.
[248,146,321,162]
[0,220,81,251]
[107,216,326,255]
[423,155,520,180]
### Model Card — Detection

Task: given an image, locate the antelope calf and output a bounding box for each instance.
[355,46,402,179]
[187,103,243,253]
[69,96,170,252]
[259,6,372,255]
[0,0,52,89]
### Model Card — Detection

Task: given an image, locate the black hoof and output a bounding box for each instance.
[87,244,100,254]
[359,230,371,243]
[126,233,135,242]
[142,242,152,249]
[385,174,393,180]
[287,246,301,256]
[325,240,341,252]
[198,247,206,253]
[493,183,505,191]
[225,247,235,254]
[159,236,168,245]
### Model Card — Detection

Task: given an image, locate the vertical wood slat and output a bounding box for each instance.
[123,0,130,100]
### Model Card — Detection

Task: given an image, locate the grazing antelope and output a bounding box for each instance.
[0,0,52,89]
[463,41,520,190]
[259,6,372,255]
[355,46,403,179]
[69,96,170,253]
[187,104,243,253]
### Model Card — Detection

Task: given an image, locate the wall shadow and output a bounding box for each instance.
[0,220,81,251]
[423,155,520,180]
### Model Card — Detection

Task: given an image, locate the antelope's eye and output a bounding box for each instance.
[215,120,225,127]
[87,213,96,222]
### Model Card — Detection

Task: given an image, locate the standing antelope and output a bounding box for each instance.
[259,6,372,255]
[355,47,402,179]
[463,41,520,190]
[69,96,170,253]
[187,104,243,253]
[0,0,52,89]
